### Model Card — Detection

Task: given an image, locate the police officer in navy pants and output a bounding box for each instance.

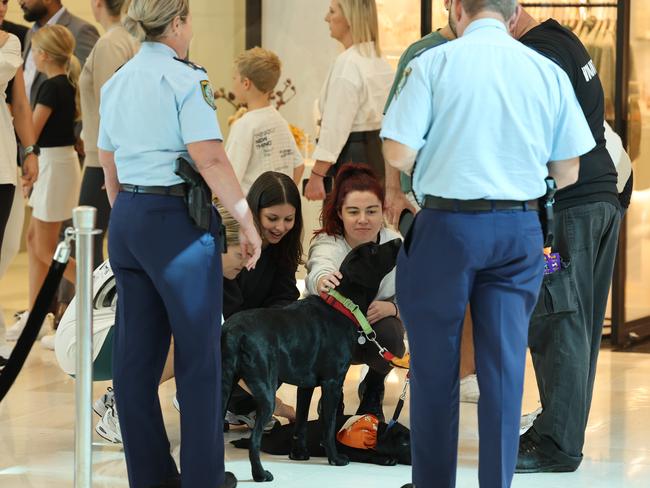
[381,0,596,486]
[97,1,262,487]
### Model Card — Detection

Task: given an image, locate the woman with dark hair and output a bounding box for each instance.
[223,171,303,427]
[223,170,303,318]
[305,162,404,421]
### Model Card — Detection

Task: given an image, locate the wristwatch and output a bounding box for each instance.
[24,145,40,157]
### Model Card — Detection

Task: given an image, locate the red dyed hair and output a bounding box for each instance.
[315,163,384,237]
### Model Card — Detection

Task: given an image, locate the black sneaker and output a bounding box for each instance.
[220,472,237,488]
[516,430,580,473]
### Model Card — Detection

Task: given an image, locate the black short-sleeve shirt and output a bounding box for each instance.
[520,19,620,212]
[34,74,77,148]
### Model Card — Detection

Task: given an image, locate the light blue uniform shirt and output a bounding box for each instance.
[380,19,596,202]
[98,42,222,186]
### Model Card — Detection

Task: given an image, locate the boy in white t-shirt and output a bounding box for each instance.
[227,47,304,194]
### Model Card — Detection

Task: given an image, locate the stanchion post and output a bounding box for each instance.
[73,206,97,488]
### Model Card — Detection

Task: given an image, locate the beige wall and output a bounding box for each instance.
[5,0,246,132]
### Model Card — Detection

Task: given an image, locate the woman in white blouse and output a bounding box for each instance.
[304,0,393,201]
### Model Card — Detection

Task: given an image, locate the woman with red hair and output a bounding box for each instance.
[305,163,404,421]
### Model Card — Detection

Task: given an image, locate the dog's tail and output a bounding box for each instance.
[220,327,242,420]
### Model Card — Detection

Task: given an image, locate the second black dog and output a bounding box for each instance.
[221,238,402,482]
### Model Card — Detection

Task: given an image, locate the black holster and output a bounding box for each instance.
[538,177,557,248]
[174,157,211,231]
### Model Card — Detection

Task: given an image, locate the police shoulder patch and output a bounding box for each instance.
[395,66,412,98]
[200,80,216,110]
[174,56,207,73]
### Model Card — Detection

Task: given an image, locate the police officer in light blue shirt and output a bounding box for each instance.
[97,1,261,488]
[380,1,595,487]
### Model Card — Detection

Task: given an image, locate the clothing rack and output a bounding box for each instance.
[520,2,617,6]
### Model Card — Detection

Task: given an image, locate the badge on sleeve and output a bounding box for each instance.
[395,67,412,98]
[200,80,216,110]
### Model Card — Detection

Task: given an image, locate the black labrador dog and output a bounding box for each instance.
[221,238,402,482]
[231,415,412,466]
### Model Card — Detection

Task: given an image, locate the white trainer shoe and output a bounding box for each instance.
[93,387,115,417]
[520,407,543,435]
[95,405,122,443]
[172,394,180,412]
[5,312,54,342]
[40,333,56,350]
[460,374,480,403]
[227,410,278,432]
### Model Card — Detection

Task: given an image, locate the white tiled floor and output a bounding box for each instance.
[1,253,650,487]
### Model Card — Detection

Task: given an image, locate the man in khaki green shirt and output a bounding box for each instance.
[383,1,455,226]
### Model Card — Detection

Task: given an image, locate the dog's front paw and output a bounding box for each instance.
[328,453,350,466]
[289,446,310,461]
[253,469,274,482]
[373,455,398,466]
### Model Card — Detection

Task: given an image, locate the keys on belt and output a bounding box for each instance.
[119,183,186,197]
[422,196,539,212]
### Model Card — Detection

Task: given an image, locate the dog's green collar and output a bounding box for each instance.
[326,289,374,336]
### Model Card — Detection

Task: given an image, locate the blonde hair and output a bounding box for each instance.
[214,202,240,248]
[123,0,189,42]
[31,25,81,120]
[235,47,281,95]
[337,0,381,56]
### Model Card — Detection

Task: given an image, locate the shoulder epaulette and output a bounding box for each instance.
[410,33,449,60]
[173,57,207,73]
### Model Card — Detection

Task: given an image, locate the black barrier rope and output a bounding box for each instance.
[0,238,71,402]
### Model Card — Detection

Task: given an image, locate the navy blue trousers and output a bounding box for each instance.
[396,208,544,488]
[109,192,224,488]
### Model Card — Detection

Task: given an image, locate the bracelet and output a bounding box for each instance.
[393,302,399,317]
[311,170,327,178]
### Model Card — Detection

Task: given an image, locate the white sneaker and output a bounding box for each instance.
[95,405,122,443]
[520,407,543,435]
[228,410,278,432]
[93,387,115,417]
[172,394,180,412]
[40,334,55,350]
[5,311,29,341]
[460,374,480,403]
[5,312,54,342]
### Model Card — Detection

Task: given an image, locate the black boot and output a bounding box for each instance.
[356,369,387,422]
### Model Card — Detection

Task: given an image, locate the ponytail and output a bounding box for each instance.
[66,55,81,120]
[32,25,81,120]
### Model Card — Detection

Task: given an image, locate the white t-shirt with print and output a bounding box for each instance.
[226,106,303,194]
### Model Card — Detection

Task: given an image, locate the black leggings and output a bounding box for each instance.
[0,184,16,262]
[78,167,111,267]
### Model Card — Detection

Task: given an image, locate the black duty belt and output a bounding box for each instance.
[347,130,380,144]
[119,183,186,197]
[422,195,539,212]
